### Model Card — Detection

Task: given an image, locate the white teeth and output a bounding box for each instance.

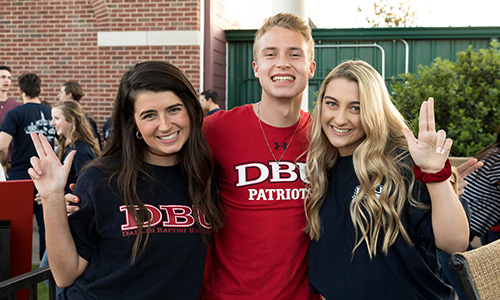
[272,76,294,82]
[333,127,350,133]
[159,132,178,140]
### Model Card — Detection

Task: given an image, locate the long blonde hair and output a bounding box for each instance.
[53,100,101,160]
[305,60,422,258]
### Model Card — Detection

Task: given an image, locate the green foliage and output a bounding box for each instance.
[391,41,500,157]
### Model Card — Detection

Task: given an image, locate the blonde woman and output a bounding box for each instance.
[305,60,469,299]
[51,100,100,193]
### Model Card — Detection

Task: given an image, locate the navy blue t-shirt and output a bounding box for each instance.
[62,140,97,194]
[308,155,456,300]
[0,103,55,180]
[60,163,210,300]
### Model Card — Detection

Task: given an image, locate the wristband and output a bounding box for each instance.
[413,159,452,183]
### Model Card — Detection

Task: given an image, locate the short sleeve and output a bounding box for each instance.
[0,110,18,136]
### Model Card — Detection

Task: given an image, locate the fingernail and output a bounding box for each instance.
[436,146,442,153]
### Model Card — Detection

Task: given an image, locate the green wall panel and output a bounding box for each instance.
[226,27,500,110]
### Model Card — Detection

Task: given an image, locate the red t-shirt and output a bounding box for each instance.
[201,104,319,300]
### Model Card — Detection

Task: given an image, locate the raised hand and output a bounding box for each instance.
[456,158,483,181]
[456,158,484,195]
[27,132,75,200]
[28,132,88,287]
[401,97,452,173]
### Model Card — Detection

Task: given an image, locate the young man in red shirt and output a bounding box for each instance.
[200,13,319,299]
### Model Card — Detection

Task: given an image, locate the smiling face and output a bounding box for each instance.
[51,107,73,140]
[0,69,12,93]
[134,91,190,166]
[321,78,366,156]
[252,27,315,103]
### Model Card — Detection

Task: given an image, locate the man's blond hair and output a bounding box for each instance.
[253,13,314,62]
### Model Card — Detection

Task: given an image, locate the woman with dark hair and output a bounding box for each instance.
[28,61,224,299]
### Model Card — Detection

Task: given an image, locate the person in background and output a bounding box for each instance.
[462,124,500,244]
[200,90,222,116]
[51,100,101,194]
[0,65,22,174]
[28,61,223,299]
[0,73,56,260]
[439,127,499,300]
[58,81,102,149]
[305,60,469,300]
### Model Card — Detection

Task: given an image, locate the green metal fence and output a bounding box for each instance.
[226,26,500,109]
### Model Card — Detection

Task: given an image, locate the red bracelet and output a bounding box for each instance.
[413,159,452,183]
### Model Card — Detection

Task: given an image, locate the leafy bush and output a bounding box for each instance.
[391,41,500,157]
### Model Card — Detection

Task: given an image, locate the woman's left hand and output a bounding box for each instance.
[401,97,452,173]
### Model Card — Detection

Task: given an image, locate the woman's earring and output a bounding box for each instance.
[136,131,143,139]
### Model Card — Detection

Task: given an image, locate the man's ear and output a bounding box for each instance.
[252,60,259,78]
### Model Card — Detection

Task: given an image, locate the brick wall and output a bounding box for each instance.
[0,0,202,131]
